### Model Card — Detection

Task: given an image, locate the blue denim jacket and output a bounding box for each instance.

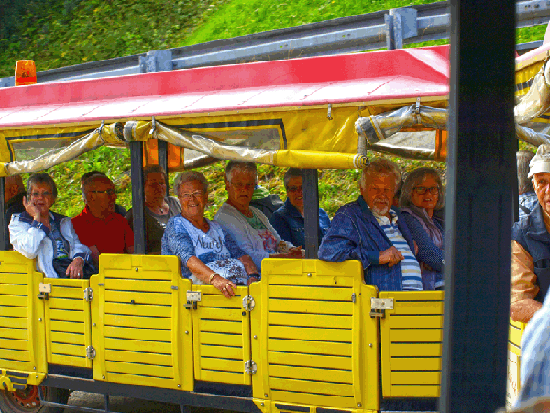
[269,198,331,248]
[318,196,416,291]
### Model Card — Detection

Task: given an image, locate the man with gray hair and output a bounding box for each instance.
[319,158,422,291]
[511,144,550,322]
[517,150,537,221]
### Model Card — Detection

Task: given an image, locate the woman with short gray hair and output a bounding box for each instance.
[162,170,260,298]
[399,167,445,290]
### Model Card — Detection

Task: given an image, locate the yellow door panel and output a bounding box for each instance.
[0,252,47,376]
[192,285,250,385]
[507,320,526,408]
[92,254,193,391]
[50,320,84,333]
[48,297,85,311]
[379,291,444,398]
[252,259,379,411]
[50,331,86,345]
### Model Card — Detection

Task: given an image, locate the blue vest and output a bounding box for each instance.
[512,204,550,303]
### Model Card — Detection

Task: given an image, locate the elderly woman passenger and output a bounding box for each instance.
[399,167,445,290]
[270,168,331,248]
[215,161,302,273]
[127,166,181,254]
[9,173,92,279]
[161,171,259,298]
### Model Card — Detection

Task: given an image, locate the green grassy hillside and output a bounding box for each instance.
[1,0,544,218]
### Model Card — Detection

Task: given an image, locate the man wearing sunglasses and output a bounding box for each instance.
[72,173,134,266]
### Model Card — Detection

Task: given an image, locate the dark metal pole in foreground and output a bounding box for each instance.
[158,140,169,197]
[302,169,319,259]
[129,141,147,254]
[441,1,516,412]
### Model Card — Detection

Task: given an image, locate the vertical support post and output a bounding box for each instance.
[158,140,169,196]
[440,1,515,412]
[0,177,6,251]
[302,169,319,259]
[129,141,147,254]
[384,13,395,50]
[391,10,403,49]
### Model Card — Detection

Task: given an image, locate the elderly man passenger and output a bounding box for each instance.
[399,167,445,290]
[318,159,423,291]
[126,166,181,254]
[72,173,134,266]
[162,171,259,298]
[270,168,331,248]
[511,144,550,322]
[215,161,302,273]
[9,173,92,279]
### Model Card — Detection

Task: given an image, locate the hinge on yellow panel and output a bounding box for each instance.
[370,297,393,318]
[84,287,93,302]
[86,345,96,359]
[245,360,257,374]
[242,295,255,311]
[38,283,51,300]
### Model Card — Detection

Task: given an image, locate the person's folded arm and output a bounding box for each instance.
[510,240,543,323]
[402,214,443,272]
[217,217,268,271]
[318,212,379,268]
[269,211,292,244]
[9,215,48,259]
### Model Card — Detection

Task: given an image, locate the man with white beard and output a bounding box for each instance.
[319,159,422,291]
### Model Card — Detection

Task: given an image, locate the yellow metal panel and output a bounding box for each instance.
[379,290,444,398]
[50,331,85,345]
[390,329,443,342]
[103,279,172,293]
[103,314,172,329]
[49,342,86,357]
[50,320,84,333]
[269,378,354,397]
[0,306,27,317]
[268,365,352,384]
[0,284,27,295]
[253,259,375,411]
[268,338,352,357]
[0,295,27,306]
[192,284,250,385]
[105,361,174,377]
[390,358,442,371]
[104,350,173,365]
[0,348,30,360]
[103,326,172,341]
[391,371,441,385]
[268,299,353,315]
[270,390,356,408]
[0,338,27,351]
[48,308,86,323]
[104,302,171,318]
[93,254,192,391]
[361,284,380,411]
[0,327,27,340]
[268,325,353,342]
[268,312,352,329]
[48,297,84,310]
[268,285,352,301]
[0,316,27,328]
[200,319,243,334]
[104,290,171,306]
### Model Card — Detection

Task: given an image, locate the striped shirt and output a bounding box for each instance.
[374,211,423,291]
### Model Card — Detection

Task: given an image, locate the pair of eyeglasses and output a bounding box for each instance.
[88,189,116,196]
[180,191,204,200]
[287,186,302,193]
[413,186,439,195]
[29,191,53,198]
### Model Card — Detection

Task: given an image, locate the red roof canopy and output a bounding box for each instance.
[0,46,450,129]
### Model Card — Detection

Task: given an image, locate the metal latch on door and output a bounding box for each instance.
[370,297,394,318]
[38,283,51,300]
[185,291,202,309]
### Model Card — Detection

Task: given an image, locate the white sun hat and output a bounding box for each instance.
[529,144,550,178]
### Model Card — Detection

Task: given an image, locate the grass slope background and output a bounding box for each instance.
[0,0,544,218]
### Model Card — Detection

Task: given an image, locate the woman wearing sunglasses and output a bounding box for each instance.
[399,167,445,290]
